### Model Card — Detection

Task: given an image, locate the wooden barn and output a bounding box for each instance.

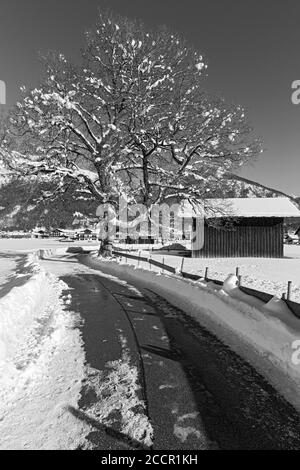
[187,198,300,258]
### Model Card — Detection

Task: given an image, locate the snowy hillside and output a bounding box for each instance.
[0,171,298,231]
[222,173,299,202]
[0,177,99,230]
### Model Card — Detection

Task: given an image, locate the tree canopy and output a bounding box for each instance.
[0,10,262,228]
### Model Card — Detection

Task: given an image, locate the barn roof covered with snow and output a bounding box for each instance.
[205,197,300,218]
[180,197,300,218]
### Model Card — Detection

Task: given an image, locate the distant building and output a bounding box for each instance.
[45,227,98,240]
[187,198,300,258]
[78,228,97,240]
[32,228,49,239]
[51,228,64,238]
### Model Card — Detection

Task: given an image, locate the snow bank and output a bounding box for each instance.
[137,248,300,303]
[0,253,51,361]
[0,255,18,288]
[0,250,89,449]
[86,256,300,413]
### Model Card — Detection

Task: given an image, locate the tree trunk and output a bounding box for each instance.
[97,213,115,258]
[98,237,113,257]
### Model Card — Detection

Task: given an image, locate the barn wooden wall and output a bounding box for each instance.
[192,217,284,258]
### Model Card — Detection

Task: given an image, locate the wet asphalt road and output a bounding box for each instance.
[41,253,300,450]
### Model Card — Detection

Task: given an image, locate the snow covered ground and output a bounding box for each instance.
[0,252,23,288]
[1,240,300,448]
[0,252,90,449]
[128,245,300,303]
[0,248,154,450]
[2,239,299,303]
[0,238,98,253]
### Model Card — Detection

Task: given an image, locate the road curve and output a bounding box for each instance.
[41,252,300,450]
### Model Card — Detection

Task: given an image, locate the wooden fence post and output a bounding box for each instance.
[205,267,208,281]
[180,258,185,274]
[287,281,292,301]
[236,267,240,277]
[238,275,242,287]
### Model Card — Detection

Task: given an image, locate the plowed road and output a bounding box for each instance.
[41,252,300,450]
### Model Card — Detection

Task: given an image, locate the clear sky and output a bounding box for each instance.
[0,0,299,195]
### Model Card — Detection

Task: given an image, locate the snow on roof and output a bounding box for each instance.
[205,198,300,218]
[176,200,204,217]
[181,198,300,218]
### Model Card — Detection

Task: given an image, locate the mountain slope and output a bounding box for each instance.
[0,173,298,231]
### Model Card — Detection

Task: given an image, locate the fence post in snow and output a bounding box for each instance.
[180,258,185,274]
[205,267,208,281]
[138,250,141,267]
[236,267,240,277]
[238,275,242,287]
[287,281,292,301]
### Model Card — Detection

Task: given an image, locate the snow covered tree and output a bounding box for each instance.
[1,10,262,249]
[2,52,128,204]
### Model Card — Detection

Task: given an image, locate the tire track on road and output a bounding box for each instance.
[94,277,152,443]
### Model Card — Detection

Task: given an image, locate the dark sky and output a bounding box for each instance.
[1,0,299,195]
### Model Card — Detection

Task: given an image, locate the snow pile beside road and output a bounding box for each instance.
[0,254,58,364]
[0,252,89,449]
[138,248,300,303]
[0,255,19,288]
[87,256,300,413]
[0,253,50,362]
